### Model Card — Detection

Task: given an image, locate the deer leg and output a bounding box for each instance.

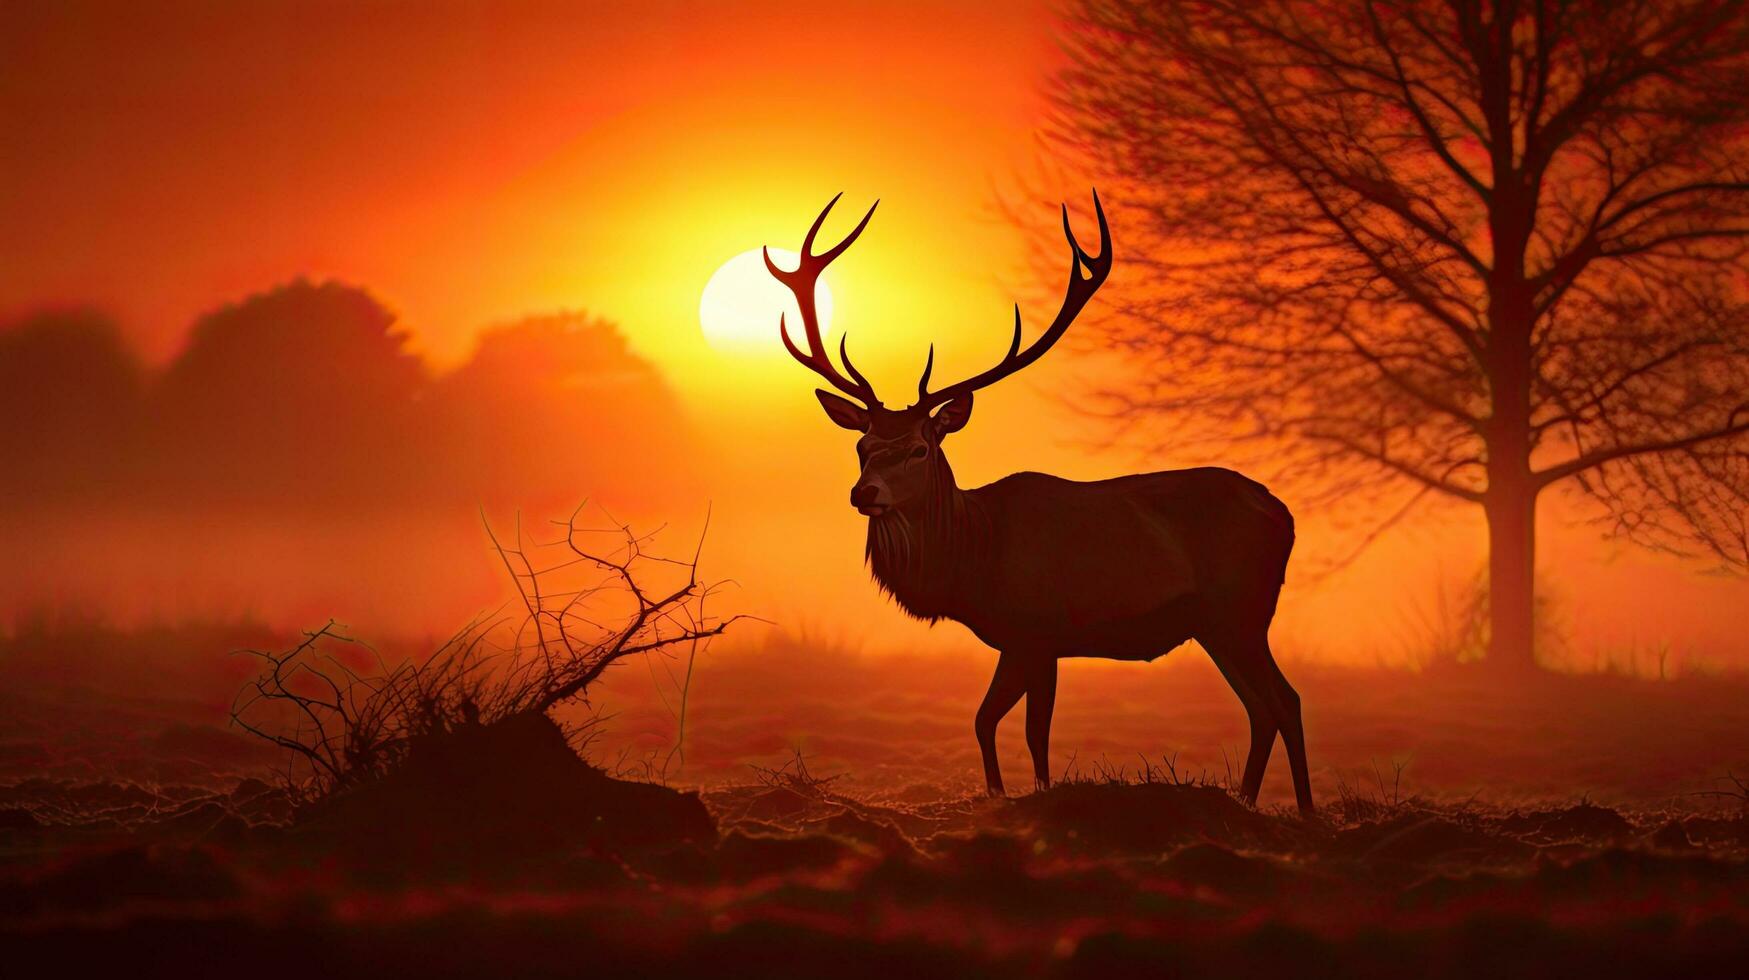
[1024,657,1058,791]
[975,653,1027,797]
[1203,632,1278,807]
[1264,660,1314,815]
[1237,688,1278,806]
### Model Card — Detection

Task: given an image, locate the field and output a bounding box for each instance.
[3,624,1749,977]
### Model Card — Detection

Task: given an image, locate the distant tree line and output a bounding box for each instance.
[0,280,697,513]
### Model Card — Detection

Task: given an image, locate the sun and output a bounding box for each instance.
[699,248,834,354]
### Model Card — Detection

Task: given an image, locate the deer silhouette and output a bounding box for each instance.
[767,192,1312,813]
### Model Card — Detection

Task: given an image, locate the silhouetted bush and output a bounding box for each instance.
[0,310,143,502]
[150,279,426,504]
[425,312,696,507]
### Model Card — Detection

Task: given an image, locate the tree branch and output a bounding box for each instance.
[1536,406,1749,487]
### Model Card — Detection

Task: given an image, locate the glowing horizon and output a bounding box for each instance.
[2,0,1746,673]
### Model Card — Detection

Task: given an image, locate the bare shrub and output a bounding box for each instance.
[230,505,744,801]
[1696,771,1749,813]
[1058,751,1233,794]
[750,748,847,801]
[1333,757,1415,824]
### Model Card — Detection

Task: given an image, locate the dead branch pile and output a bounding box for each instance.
[230,505,742,803]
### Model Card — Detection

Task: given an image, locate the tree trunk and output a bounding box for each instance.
[1484,479,1538,673]
[1481,157,1538,672]
[1481,268,1538,673]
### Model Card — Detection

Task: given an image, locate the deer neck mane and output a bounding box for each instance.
[864,460,991,623]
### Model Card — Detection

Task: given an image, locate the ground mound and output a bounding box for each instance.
[1335,812,1535,867]
[292,711,714,868]
[1007,781,1288,854]
[1499,802,1634,844]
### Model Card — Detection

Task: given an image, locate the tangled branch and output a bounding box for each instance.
[231,503,745,798]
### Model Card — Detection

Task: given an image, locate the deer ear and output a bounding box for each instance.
[930,393,973,438]
[816,390,869,431]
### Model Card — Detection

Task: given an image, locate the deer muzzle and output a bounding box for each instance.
[850,480,890,518]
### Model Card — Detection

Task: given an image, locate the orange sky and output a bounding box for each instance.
[2,1,1054,375]
[3,0,1745,672]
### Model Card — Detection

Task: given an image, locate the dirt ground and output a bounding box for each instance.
[3,626,1748,977]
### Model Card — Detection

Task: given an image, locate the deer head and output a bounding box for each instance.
[767,191,1111,518]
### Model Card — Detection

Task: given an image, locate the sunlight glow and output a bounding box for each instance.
[699,248,834,354]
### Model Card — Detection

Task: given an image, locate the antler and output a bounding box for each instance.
[766,194,882,407]
[914,189,1112,412]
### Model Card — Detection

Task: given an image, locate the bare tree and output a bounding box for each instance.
[1048,0,1749,671]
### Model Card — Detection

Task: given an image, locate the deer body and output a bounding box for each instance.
[769,192,1314,813]
[869,466,1291,655]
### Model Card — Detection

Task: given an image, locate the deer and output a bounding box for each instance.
[765,192,1313,814]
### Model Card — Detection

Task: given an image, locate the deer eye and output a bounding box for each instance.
[909,446,927,460]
